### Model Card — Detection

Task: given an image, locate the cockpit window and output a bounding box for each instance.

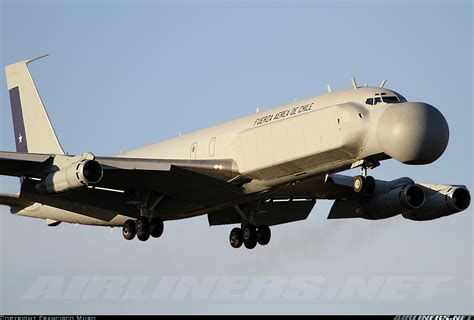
[365,97,382,105]
[382,96,400,103]
[397,94,407,102]
[366,95,404,106]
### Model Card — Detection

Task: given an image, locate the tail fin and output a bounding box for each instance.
[5,55,64,155]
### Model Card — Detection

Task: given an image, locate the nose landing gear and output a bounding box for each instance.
[353,175,376,193]
[352,160,378,194]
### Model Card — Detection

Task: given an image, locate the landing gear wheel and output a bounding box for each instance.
[242,224,257,249]
[137,231,150,241]
[364,176,376,193]
[150,218,164,238]
[353,175,365,193]
[136,216,150,241]
[257,225,271,246]
[229,227,243,248]
[122,220,136,240]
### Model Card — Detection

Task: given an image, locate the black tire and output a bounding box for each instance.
[122,220,136,240]
[229,227,243,248]
[364,176,376,193]
[257,225,271,246]
[242,224,257,249]
[353,175,365,193]
[150,218,164,238]
[137,231,150,241]
[136,216,150,239]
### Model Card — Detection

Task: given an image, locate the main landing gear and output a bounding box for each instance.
[229,224,271,249]
[122,217,164,241]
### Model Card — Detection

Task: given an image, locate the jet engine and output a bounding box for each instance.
[36,159,103,194]
[328,177,426,220]
[327,175,470,221]
[355,183,425,219]
[402,184,471,221]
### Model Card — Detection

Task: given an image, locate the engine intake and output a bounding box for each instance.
[449,187,471,211]
[403,184,425,208]
[403,185,471,221]
[36,159,103,194]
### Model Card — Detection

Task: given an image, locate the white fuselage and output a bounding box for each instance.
[14,86,402,226]
[122,87,393,188]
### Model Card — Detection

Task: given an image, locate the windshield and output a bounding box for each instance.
[382,96,400,103]
[365,95,402,105]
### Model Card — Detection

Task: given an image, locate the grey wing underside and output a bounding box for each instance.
[0,151,354,224]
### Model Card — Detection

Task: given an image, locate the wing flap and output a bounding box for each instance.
[208,199,316,227]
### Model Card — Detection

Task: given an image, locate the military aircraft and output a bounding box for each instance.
[0,56,470,249]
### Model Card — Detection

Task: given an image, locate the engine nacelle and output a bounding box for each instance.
[328,177,426,220]
[402,184,471,221]
[36,159,103,194]
[356,184,425,220]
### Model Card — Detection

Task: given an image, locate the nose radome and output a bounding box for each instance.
[376,102,449,164]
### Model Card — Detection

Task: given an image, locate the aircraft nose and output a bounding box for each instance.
[376,102,449,164]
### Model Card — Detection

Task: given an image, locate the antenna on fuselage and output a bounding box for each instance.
[351,77,358,89]
[380,79,387,88]
[326,84,332,93]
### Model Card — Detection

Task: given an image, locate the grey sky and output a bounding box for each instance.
[0,0,472,315]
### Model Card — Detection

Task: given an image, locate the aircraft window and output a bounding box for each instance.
[382,96,400,103]
[398,95,407,102]
[374,97,382,105]
[365,98,374,105]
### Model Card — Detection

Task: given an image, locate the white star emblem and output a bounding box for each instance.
[18,134,23,143]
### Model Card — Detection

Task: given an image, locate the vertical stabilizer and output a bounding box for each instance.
[5,55,64,154]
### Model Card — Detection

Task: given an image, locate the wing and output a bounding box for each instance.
[0,151,246,221]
